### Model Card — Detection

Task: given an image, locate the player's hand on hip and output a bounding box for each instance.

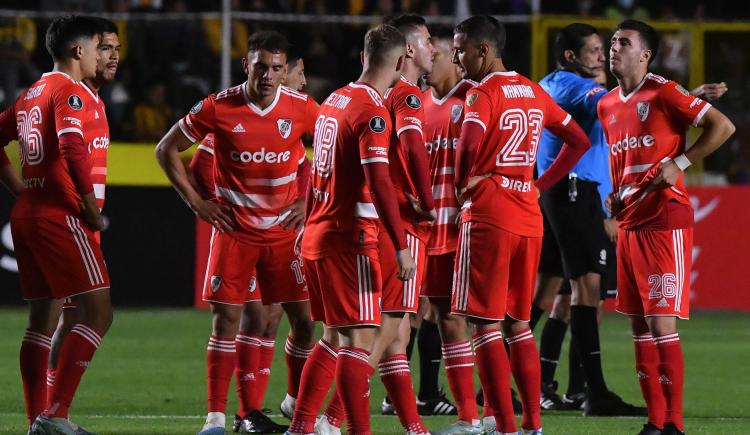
[80,194,104,231]
[456,173,490,203]
[603,218,618,243]
[280,198,306,231]
[395,248,417,281]
[406,193,436,222]
[606,192,623,216]
[294,227,304,256]
[652,160,682,188]
[194,199,234,232]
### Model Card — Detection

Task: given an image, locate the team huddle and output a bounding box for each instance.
[0,11,735,435]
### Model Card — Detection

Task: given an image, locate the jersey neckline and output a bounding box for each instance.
[429,79,471,106]
[618,72,652,103]
[242,81,281,116]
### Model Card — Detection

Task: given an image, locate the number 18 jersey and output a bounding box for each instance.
[461,71,574,237]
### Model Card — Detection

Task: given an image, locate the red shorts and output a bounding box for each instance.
[616,228,692,319]
[380,231,426,313]
[423,253,455,298]
[202,230,306,306]
[304,252,382,328]
[451,221,541,321]
[11,215,110,300]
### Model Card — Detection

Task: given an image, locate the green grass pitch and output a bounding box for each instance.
[0,309,748,434]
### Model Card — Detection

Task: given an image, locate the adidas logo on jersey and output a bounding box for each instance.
[232,123,246,133]
[656,297,670,308]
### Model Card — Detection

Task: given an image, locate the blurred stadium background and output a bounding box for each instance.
[0,1,749,433]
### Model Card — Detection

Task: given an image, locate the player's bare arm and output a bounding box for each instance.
[653,107,735,188]
[155,123,234,231]
[0,152,24,196]
[279,158,310,231]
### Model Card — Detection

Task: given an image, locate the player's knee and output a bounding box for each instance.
[290,316,314,344]
[550,296,571,322]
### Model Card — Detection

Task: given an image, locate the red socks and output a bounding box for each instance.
[507,328,542,431]
[289,339,338,434]
[337,347,374,435]
[323,387,345,428]
[472,330,516,433]
[206,334,236,413]
[378,354,428,433]
[655,333,684,432]
[634,333,666,428]
[285,336,313,398]
[45,324,102,418]
[442,340,479,423]
[235,333,261,414]
[20,330,51,425]
[256,337,276,406]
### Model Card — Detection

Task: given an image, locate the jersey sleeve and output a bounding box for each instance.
[303,98,320,136]
[392,87,424,138]
[358,108,391,165]
[659,81,712,127]
[570,78,608,116]
[462,87,493,133]
[178,95,217,143]
[0,105,17,146]
[542,90,573,130]
[52,82,87,139]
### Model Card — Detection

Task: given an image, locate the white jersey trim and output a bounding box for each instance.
[355,202,378,218]
[692,102,712,127]
[361,157,389,165]
[623,163,653,176]
[197,144,214,155]
[93,183,105,200]
[244,171,297,187]
[349,82,384,107]
[435,207,459,225]
[618,73,651,103]
[216,186,284,209]
[397,125,422,137]
[57,127,83,138]
[243,81,281,116]
[178,118,198,143]
[436,166,455,175]
[562,113,572,126]
[463,117,487,131]
[430,79,472,106]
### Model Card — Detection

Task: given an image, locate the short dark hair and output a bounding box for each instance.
[45,15,103,61]
[364,24,406,67]
[428,25,454,43]
[90,16,118,35]
[287,51,302,69]
[616,19,660,64]
[247,30,289,54]
[454,15,506,55]
[554,23,597,65]
[383,14,426,37]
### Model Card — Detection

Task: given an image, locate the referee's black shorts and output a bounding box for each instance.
[538,176,612,295]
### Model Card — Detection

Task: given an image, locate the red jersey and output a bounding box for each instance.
[302,82,392,259]
[81,83,110,210]
[190,133,216,200]
[461,71,573,237]
[0,72,97,218]
[179,84,318,245]
[597,73,708,230]
[422,79,475,255]
[383,76,428,237]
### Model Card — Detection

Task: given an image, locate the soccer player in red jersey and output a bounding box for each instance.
[288,24,416,435]
[189,54,315,427]
[419,27,485,434]
[0,16,112,435]
[598,20,735,435]
[318,14,435,435]
[452,16,592,434]
[156,31,317,435]
[46,22,119,426]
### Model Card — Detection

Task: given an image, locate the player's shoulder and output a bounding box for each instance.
[279,85,310,102]
[213,84,244,103]
[345,82,386,109]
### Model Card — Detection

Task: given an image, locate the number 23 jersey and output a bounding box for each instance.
[461,71,573,237]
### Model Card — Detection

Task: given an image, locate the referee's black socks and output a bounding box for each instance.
[417,319,442,400]
[530,304,545,331]
[539,317,568,385]
[570,305,609,398]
